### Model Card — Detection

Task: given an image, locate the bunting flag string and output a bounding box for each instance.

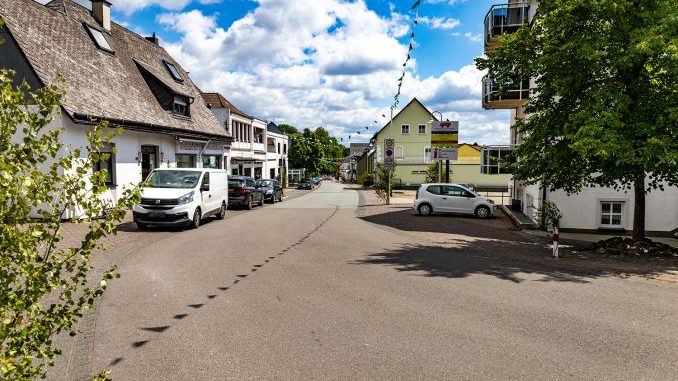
[339,0,422,142]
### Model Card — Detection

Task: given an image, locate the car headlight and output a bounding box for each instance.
[177,191,194,205]
[487,199,495,205]
[266,189,273,194]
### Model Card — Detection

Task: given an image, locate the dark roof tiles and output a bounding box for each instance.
[0,0,228,139]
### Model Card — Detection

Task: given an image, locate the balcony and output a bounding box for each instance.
[484,2,530,52]
[482,76,529,109]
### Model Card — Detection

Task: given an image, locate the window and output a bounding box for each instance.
[395,146,404,160]
[84,24,114,53]
[278,143,281,153]
[444,186,470,197]
[401,124,410,134]
[173,96,189,116]
[201,172,210,190]
[284,144,287,154]
[426,185,442,195]
[202,155,221,169]
[418,124,426,134]
[163,60,183,82]
[600,202,624,228]
[176,154,196,168]
[93,143,115,186]
[424,147,432,164]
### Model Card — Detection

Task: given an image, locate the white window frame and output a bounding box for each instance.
[424,147,432,164]
[395,146,404,161]
[599,201,625,229]
[401,124,410,134]
[418,124,426,134]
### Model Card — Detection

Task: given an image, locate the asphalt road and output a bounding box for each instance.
[56,181,678,380]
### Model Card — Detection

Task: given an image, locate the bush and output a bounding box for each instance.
[373,164,396,201]
[358,172,374,187]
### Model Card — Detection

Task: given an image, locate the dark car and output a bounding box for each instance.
[297,180,313,190]
[256,179,284,203]
[228,176,264,209]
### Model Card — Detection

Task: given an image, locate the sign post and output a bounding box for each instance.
[431,121,459,183]
[384,138,395,205]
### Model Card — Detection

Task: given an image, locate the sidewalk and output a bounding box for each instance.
[356,189,678,283]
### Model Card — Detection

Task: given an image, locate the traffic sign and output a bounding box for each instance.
[431,121,459,160]
[384,138,395,170]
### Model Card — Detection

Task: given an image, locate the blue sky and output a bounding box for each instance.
[56,0,510,145]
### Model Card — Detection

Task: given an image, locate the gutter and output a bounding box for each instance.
[71,112,233,143]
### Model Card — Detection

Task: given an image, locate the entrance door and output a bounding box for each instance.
[141,145,158,180]
[270,168,276,180]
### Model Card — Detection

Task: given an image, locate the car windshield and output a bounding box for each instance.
[256,180,273,187]
[146,170,201,189]
[228,180,244,188]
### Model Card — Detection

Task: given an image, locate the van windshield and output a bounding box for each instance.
[146,170,201,189]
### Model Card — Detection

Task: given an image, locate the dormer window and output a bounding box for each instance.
[84,24,114,53]
[173,96,189,116]
[163,60,183,82]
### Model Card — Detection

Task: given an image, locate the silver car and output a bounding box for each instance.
[413,183,496,218]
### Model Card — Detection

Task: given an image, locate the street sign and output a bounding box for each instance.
[384,138,395,170]
[431,120,459,160]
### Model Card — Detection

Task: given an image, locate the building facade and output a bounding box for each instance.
[0,0,231,218]
[265,122,289,184]
[481,0,678,234]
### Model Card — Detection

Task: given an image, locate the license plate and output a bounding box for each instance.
[149,212,165,218]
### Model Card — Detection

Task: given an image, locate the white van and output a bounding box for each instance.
[133,168,228,229]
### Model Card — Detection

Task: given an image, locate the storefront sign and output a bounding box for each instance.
[431,121,459,160]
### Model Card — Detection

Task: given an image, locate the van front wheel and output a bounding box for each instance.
[191,208,201,229]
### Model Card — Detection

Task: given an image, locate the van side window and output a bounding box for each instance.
[201,172,210,190]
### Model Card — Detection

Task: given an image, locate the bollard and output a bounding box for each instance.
[552,225,559,258]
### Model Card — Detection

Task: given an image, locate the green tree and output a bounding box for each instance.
[0,70,141,380]
[276,124,298,135]
[425,162,439,183]
[373,164,396,201]
[287,126,348,176]
[476,0,677,241]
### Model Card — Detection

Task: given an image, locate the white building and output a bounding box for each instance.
[202,93,288,181]
[0,0,231,218]
[481,0,678,236]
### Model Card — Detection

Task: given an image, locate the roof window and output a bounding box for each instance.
[84,24,114,53]
[173,96,189,117]
[163,60,183,82]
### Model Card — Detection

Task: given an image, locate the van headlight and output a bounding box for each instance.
[177,191,194,205]
[487,199,495,205]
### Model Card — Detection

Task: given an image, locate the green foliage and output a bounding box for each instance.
[357,172,374,187]
[276,124,298,135]
[476,0,677,239]
[424,162,439,183]
[373,164,396,201]
[0,70,141,380]
[535,201,563,231]
[287,126,347,176]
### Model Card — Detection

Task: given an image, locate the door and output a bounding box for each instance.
[141,145,158,180]
[200,172,217,213]
[443,185,475,213]
[424,185,448,212]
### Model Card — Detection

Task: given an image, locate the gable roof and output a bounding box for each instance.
[201,92,252,119]
[266,122,285,135]
[371,98,437,141]
[0,0,228,140]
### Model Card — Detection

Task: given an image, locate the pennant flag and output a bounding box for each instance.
[406,54,410,61]
[411,0,421,10]
[411,32,414,38]
[414,18,418,25]
[409,42,414,50]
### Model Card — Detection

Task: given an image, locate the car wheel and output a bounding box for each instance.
[191,208,201,229]
[216,202,226,220]
[418,203,433,216]
[270,194,276,204]
[259,195,264,206]
[246,197,253,210]
[475,205,490,219]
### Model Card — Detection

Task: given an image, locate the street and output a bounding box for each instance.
[56,181,677,381]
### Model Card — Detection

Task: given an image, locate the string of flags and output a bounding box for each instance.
[340,0,422,142]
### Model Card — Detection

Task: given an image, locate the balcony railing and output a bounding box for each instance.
[482,75,529,109]
[484,2,530,51]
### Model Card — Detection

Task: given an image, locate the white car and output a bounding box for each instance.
[413,183,496,218]
[133,168,228,229]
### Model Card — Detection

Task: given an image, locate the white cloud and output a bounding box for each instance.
[464,32,482,43]
[418,16,460,30]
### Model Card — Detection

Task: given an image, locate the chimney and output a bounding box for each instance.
[145,32,159,45]
[91,0,111,32]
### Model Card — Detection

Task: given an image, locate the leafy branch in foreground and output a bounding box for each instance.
[0,69,141,380]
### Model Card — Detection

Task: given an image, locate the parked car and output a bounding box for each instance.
[311,177,321,185]
[298,180,314,190]
[228,176,264,209]
[133,168,228,229]
[413,183,496,218]
[256,179,284,203]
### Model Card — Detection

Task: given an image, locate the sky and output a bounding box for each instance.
[42,0,510,145]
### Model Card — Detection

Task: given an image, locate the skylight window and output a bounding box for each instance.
[84,24,114,53]
[163,60,183,82]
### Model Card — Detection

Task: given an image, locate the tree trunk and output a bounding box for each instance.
[632,175,646,241]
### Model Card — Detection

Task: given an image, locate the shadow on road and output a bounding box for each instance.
[356,208,678,283]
